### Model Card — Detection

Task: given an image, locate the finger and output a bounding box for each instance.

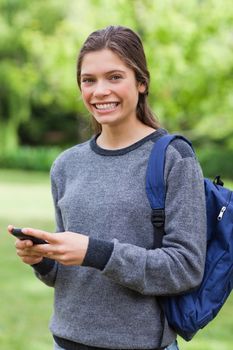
[17,249,42,258]
[8,225,14,233]
[15,239,33,249]
[22,227,57,244]
[22,256,43,265]
[29,243,58,256]
[8,226,34,247]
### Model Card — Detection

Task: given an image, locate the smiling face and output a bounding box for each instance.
[80,49,145,129]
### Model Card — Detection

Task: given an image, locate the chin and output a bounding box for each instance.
[94,116,120,126]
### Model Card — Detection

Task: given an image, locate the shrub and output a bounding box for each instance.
[196,146,233,180]
[0,146,62,172]
[0,145,232,180]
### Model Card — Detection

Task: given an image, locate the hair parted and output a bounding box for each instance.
[77,25,159,133]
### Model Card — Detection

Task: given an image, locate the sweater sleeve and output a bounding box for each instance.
[83,141,207,296]
[32,161,63,287]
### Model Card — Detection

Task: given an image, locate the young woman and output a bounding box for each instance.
[9,26,206,350]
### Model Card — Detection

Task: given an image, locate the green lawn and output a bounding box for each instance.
[0,169,232,350]
[0,169,54,350]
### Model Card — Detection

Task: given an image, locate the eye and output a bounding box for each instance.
[110,75,122,81]
[81,78,95,84]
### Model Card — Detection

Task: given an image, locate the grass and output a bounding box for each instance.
[0,169,232,350]
[0,169,54,350]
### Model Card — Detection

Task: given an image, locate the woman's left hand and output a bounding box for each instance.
[19,228,89,266]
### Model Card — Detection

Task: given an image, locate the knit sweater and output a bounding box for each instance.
[33,128,206,349]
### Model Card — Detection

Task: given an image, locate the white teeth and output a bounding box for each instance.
[95,103,118,110]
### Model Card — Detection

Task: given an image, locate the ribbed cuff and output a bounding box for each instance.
[31,257,55,275]
[82,238,114,270]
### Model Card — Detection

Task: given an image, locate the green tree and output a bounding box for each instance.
[1,0,232,163]
[0,0,75,152]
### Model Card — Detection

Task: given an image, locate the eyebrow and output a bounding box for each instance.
[81,70,126,77]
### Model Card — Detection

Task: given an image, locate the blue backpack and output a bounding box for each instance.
[146,134,233,341]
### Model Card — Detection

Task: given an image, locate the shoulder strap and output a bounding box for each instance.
[146,134,192,249]
[146,134,192,210]
[145,133,193,347]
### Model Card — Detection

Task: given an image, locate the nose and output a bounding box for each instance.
[93,81,111,98]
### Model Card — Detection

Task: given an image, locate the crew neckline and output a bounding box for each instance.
[90,128,167,156]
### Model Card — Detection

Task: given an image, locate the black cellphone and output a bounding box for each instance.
[11,228,47,245]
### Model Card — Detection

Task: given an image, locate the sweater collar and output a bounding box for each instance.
[90,128,167,156]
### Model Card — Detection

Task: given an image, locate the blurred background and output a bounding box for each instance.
[0,0,232,349]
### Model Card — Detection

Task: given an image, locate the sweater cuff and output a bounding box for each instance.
[82,237,114,270]
[31,258,55,276]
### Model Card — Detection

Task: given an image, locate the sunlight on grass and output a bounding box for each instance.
[0,169,53,224]
[0,182,54,223]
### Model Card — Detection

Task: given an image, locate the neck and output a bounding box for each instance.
[96,120,156,150]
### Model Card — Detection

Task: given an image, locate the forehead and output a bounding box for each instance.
[81,49,131,75]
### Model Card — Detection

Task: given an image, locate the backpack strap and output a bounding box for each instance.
[146,134,193,347]
[146,134,192,248]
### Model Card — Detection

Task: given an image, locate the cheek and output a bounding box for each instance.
[81,89,92,108]
[119,81,139,102]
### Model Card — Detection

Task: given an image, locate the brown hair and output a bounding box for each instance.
[77,25,159,133]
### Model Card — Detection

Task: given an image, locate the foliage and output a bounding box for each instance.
[0,0,90,151]
[141,0,233,143]
[196,145,233,179]
[0,0,232,177]
[0,143,232,179]
[0,145,61,171]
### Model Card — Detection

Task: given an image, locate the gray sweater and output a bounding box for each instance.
[33,128,206,349]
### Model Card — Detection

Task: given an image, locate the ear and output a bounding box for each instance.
[138,83,146,94]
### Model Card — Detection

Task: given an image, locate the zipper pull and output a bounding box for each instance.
[217,206,226,221]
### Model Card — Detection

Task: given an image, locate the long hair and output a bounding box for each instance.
[77,25,160,134]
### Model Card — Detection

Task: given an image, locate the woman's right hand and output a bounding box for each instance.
[15,238,44,265]
[8,225,43,265]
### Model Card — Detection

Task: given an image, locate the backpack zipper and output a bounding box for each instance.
[217,207,226,220]
[217,191,232,221]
